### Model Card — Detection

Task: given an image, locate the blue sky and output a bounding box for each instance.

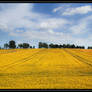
[0,3,92,48]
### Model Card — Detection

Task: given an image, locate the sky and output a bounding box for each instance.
[0,3,92,48]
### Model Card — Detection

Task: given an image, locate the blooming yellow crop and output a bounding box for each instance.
[0,48,92,89]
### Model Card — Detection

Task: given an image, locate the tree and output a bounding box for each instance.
[76,46,79,48]
[49,43,54,48]
[38,42,48,48]
[18,44,23,48]
[54,44,58,48]
[30,46,32,48]
[58,45,62,48]
[9,40,16,49]
[33,46,35,48]
[22,43,30,48]
[4,43,9,49]
[88,46,92,49]
[81,46,85,49]
[63,44,66,48]
[43,43,48,48]
[66,44,71,48]
[39,42,42,48]
[71,44,75,48]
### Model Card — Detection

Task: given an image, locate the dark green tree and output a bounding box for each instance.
[9,40,16,49]
[39,42,42,48]
[33,46,35,48]
[18,44,23,48]
[49,43,54,48]
[22,43,30,48]
[88,46,92,49]
[30,46,32,48]
[4,43,9,49]
[43,43,48,48]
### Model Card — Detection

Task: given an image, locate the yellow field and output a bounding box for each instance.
[0,48,92,89]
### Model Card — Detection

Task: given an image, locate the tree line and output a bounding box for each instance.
[88,47,92,49]
[1,40,92,49]
[1,40,35,49]
[38,42,85,49]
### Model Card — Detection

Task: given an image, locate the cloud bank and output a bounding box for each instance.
[0,3,92,48]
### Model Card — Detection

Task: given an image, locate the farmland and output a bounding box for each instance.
[0,48,92,89]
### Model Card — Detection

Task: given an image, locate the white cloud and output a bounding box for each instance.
[38,18,69,30]
[70,21,87,34]
[53,5,92,16]
[69,14,92,35]
[48,29,54,34]
[19,30,72,44]
[0,4,33,32]
[53,4,72,13]
[53,7,63,13]
[0,3,70,43]
[63,5,92,15]
[1,3,92,48]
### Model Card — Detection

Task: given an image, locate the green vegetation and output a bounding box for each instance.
[0,40,91,49]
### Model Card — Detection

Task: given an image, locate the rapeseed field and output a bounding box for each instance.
[0,48,92,89]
